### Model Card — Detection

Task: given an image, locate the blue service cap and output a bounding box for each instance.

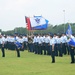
[14,32,18,34]
[50,34,53,38]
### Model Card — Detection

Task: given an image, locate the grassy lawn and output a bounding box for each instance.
[0,50,75,75]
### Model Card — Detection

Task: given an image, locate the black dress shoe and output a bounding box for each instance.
[52,61,55,63]
[71,62,74,64]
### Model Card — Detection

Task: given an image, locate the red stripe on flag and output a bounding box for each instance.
[25,17,31,30]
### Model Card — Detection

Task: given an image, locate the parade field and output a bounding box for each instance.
[0,50,75,75]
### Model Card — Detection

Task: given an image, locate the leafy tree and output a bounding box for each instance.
[1,23,75,35]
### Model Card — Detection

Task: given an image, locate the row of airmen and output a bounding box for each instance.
[28,33,75,63]
[0,34,27,57]
[28,33,75,64]
[0,33,75,63]
[28,33,69,55]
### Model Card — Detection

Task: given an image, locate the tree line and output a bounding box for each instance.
[1,23,75,35]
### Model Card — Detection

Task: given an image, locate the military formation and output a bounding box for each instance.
[0,33,75,64]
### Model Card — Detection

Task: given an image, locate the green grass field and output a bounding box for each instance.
[0,50,75,75]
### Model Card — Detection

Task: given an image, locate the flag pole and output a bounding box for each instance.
[63,10,65,33]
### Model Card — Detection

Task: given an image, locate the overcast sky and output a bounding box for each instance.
[0,0,75,31]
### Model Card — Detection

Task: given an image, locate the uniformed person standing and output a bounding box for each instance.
[23,35,28,50]
[28,36,33,52]
[49,34,55,63]
[41,34,45,55]
[10,35,16,50]
[38,35,42,55]
[68,36,75,64]
[3,35,7,50]
[69,45,75,63]
[57,34,63,57]
[15,35,23,57]
[0,35,5,57]
[53,34,58,56]
[33,35,38,54]
[61,33,67,55]
[44,34,49,55]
